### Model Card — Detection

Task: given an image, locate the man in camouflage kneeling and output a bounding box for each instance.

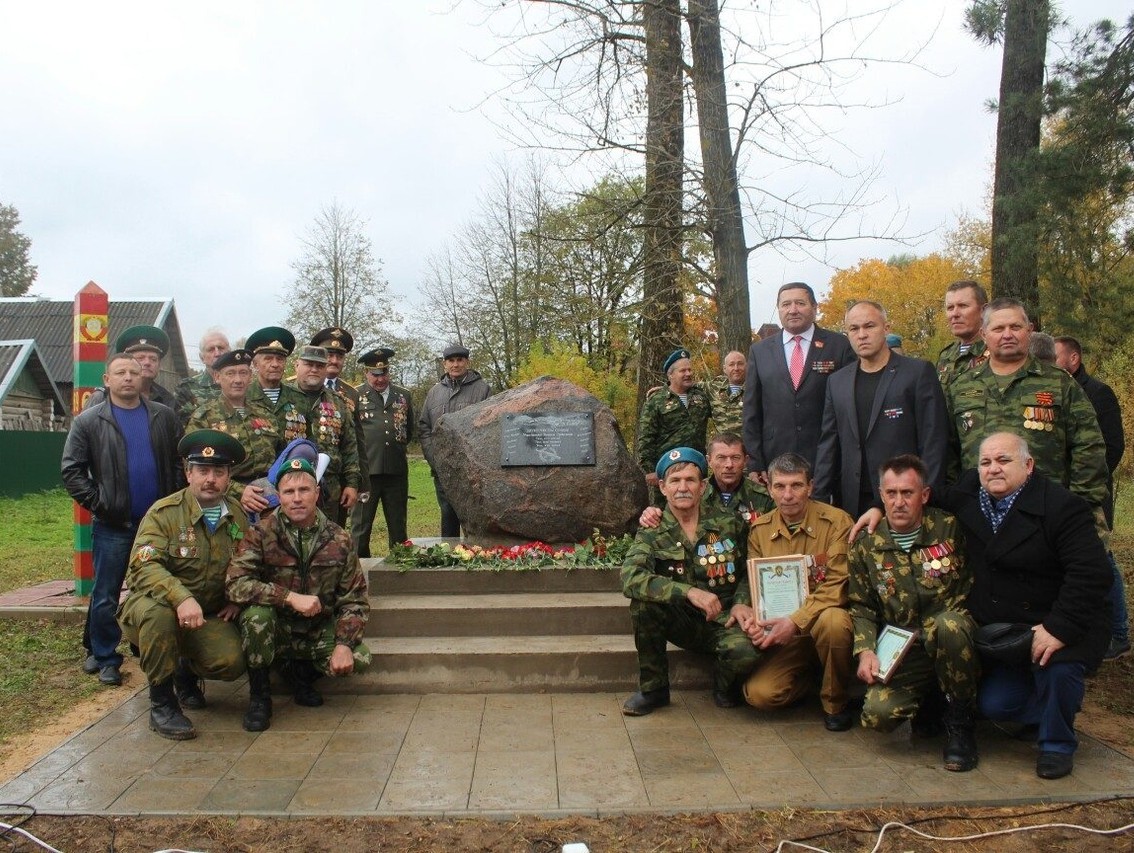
[226,457,371,732]
[118,430,250,740]
[848,454,979,771]
[621,447,762,716]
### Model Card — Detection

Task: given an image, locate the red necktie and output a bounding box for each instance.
[789,335,804,390]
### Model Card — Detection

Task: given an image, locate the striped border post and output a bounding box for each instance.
[72,281,109,597]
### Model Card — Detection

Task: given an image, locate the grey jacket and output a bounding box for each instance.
[418,370,491,468]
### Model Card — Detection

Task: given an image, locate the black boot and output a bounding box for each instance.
[173,658,206,710]
[149,679,196,740]
[292,660,324,707]
[911,684,945,738]
[621,687,670,716]
[242,667,273,732]
[942,695,978,772]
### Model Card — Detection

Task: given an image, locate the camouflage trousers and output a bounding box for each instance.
[861,609,979,732]
[118,596,245,686]
[238,605,371,676]
[630,598,763,693]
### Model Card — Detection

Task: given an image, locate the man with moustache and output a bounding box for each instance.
[936,280,989,387]
[117,430,249,739]
[62,353,183,685]
[637,348,712,500]
[815,300,948,516]
[351,347,414,556]
[743,282,854,482]
[620,448,761,715]
[419,343,492,537]
[246,326,297,414]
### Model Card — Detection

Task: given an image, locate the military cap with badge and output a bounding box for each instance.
[179,428,247,466]
[310,327,354,354]
[359,347,396,375]
[210,349,253,371]
[245,326,296,357]
[656,446,707,480]
[116,325,170,357]
[663,348,691,373]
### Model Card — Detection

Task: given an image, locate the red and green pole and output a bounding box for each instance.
[72,281,108,596]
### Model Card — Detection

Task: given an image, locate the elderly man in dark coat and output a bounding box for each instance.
[947,432,1112,780]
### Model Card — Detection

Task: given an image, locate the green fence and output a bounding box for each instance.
[1,431,67,498]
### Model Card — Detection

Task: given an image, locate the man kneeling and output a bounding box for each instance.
[226,457,371,732]
[621,447,762,715]
[118,430,250,740]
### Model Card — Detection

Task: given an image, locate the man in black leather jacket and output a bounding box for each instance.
[62,354,182,686]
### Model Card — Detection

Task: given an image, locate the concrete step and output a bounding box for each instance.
[365,560,620,595]
[366,591,630,637]
[321,634,713,695]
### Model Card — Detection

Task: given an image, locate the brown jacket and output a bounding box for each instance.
[747,499,852,633]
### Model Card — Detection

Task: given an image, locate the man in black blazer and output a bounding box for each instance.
[742,282,855,482]
[949,432,1112,780]
[814,300,949,516]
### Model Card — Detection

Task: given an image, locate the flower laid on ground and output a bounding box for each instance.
[388,530,633,571]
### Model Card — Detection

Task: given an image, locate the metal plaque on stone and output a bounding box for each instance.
[501,413,595,466]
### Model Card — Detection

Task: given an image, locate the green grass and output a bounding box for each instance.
[0,489,74,594]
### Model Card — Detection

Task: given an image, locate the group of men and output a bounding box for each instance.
[626,279,1125,780]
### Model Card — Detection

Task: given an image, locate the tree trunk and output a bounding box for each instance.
[990,0,1049,321]
[638,0,685,408]
[687,0,751,360]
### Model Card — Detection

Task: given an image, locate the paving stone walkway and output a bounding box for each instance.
[3,681,1134,817]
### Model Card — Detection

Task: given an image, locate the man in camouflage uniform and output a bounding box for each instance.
[311,327,368,525]
[637,348,711,503]
[186,349,281,515]
[117,430,250,740]
[176,328,230,425]
[848,454,979,772]
[245,326,296,414]
[936,280,988,388]
[621,447,761,716]
[705,350,747,435]
[227,457,370,731]
[279,345,361,516]
[730,452,857,732]
[639,432,773,530]
[945,298,1109,526]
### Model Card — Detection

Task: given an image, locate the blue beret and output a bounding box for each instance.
[663,348,691,373]
[885,333,903,347]
[655,447,707,480]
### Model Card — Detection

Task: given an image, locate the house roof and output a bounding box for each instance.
[0,297,189,385]
[0,339,68,414]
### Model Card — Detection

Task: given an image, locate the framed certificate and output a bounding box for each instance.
[875,625,918,684]
[748,555,809,621]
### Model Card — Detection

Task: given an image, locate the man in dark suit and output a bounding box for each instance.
[949,432,1112,780]
[814,300,949,516]
[351,348,415,555]
[742,282,854,483]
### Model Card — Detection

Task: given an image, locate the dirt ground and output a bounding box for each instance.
[1,677,1133,852]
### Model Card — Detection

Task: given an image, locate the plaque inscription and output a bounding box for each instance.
[501,413,595,467]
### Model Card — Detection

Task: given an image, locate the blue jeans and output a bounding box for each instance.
[1108,551,1129,644]
[89,521,135,668]
[979,660,1086,754]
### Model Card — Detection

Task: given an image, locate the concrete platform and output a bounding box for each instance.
[4,682,1134,817]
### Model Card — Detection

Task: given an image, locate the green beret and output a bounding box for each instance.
[246,326,295,357]
[179,429,247,466]
[655,446,707,480]
[663,348,691,373]
[211,349,252,370]
[116,325,169,357]
[271,457,317,487]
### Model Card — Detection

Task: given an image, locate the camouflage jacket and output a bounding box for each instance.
[748,499,852,634]
[276,384,362,491]
[847,507,970,655]
[185,397,282,483]
[621,506,749,614]
[226,509,369,648]
[936,339,987,389]
[176,371,221,425]
[704,476,773,527]
[636,385,711,474]
[123,488,249,616]
[705,375,744,435]
[946,356,1108,512]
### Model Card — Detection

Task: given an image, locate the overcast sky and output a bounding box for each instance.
[1,0,1128,365]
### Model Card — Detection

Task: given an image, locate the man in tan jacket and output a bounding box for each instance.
[729,452,856,731]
